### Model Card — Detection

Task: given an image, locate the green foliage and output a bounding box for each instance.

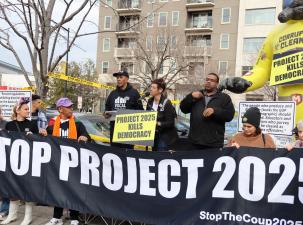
[47,59,100,111]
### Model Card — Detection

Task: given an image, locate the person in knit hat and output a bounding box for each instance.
[228,107,276,148]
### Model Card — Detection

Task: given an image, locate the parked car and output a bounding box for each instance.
[175,118,190,138]
[46,110,110,145]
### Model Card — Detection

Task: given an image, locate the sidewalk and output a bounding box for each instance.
[1,204,140,225]
[1,205,103,225]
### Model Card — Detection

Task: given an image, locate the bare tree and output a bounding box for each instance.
[0,0,98,98]
[117,27,206,91]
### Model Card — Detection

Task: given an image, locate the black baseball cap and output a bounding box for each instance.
[113,70,129,78]
[32,94,41,101]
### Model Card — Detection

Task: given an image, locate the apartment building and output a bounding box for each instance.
[96,0,283,110]
[96,0,239,97]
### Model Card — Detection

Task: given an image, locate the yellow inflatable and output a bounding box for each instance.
[244,20,303,122]
[220,0,303,123]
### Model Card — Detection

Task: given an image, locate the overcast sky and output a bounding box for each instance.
[0,1,100,71]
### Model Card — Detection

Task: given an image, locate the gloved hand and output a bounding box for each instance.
[278,0,303,23]
[218,77,252,94]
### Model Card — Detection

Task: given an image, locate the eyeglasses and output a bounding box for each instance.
[205,78,218,83]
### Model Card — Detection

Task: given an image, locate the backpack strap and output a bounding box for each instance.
[262,133,266,147]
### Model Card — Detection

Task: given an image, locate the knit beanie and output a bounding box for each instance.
[242,107,261,128]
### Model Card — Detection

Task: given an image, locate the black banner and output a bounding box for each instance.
[0,130,303,225]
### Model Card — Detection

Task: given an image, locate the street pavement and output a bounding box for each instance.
[0,204,104,225]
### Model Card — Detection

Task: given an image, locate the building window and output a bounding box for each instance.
[220,34,229,49]
[146,36,153,50]
[120,62,134,74]
[222,8,231,24]
[157,35,167,50]
[219,61,228,76]
[245,8,276,25]
[242,66,253,75]
[170,59,177,73]
[243,37,265,53]
[171,36,177,49]
[158,12,168,27]
[103,38,110,52]
[104,16,111,29]
[172,11,179,26]
[147,13,154,27]
[105,0,112,7]
[131,0,140,8]
[187,35,211,47]
[159,64,164,74]
[102,61,109,74]
[189,62,204,78]
[190,11,212,28]
[118,38,136,48]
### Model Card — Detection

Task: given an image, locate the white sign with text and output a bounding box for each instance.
[0,90,32,120]
[238,101,295,136]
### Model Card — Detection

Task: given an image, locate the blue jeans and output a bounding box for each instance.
[0,197,9,214]
[153,136,169,151]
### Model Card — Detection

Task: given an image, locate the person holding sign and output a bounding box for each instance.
[146,78,178,151]
[104,71,143,149]
[285,120,303,150]
[229,107,276,149]
[180,73,235,149]
[46,98,90,225]
[2,97,46,225]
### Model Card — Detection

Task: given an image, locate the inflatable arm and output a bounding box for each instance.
[243,33,274,92]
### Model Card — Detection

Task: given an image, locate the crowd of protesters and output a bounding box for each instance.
[0,70,302,225]
[0,95,89,225]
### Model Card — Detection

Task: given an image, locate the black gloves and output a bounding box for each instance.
[218,77,252,94]
[278,0,303,23]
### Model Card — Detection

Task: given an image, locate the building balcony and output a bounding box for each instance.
[117,0,141,15]
[184,46,212,57]
[115,23,140,36]
[185,19,213,33]
[186,0,215,11]
[114,48,136,58]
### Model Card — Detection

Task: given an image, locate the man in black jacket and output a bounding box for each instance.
[104,71,143,148]
[180,73,235,149]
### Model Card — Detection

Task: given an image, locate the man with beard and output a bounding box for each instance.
[180,73,235,149]
[219,0,303,123]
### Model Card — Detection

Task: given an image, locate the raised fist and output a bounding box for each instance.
[218,77,252,94]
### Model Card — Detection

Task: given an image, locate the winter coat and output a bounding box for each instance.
[105,83,143,141]
[180,90,235,148]
[146,95,178,147]
[228,132,276,148]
